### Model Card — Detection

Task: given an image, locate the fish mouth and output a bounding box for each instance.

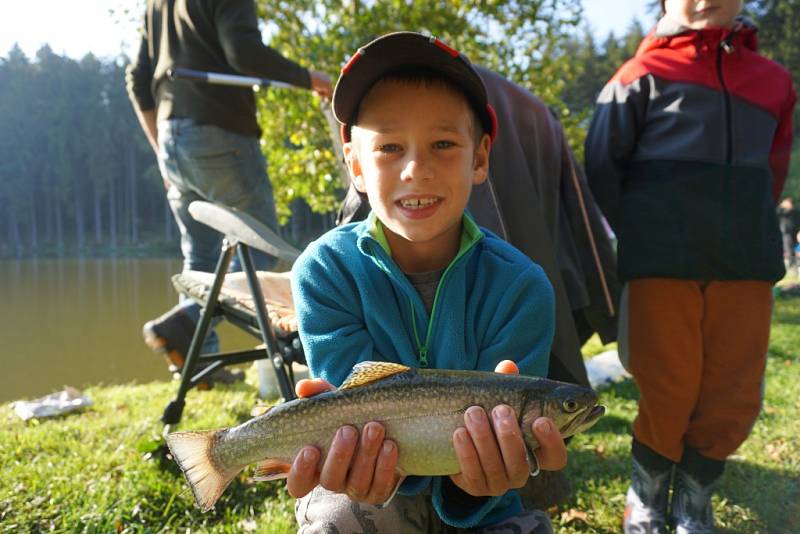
[560,403,605,438]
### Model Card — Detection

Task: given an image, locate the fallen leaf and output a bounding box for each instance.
[766,441,787,461]
[561,508,589,524]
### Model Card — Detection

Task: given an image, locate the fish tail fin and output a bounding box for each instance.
[165,430,242,512]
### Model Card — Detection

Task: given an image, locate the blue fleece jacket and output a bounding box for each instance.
[290,212,555,529]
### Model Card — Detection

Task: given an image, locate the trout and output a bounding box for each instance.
[166,361,605,511]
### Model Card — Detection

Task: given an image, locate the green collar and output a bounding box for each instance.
[366,211,484,261]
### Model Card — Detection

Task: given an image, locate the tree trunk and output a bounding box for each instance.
[129,145,139,244]
[8,204,22,258]
[93,183,102,245]
[74,184,86,253]
[29,187,38,254]
[290,200,301,243]
[44,180,54,245]
[55,201,64,255]
[108,178,117,251]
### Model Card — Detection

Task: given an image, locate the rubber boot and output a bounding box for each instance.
[623,440,673,534]
[670,447,724,534]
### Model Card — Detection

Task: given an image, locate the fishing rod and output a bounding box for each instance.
[167,67,298,90]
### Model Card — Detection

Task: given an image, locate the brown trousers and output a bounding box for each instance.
[620,279,772,462]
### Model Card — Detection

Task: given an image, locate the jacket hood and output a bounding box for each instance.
[636,15,758,58]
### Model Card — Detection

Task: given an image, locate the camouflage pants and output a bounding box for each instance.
[295,486,553,534]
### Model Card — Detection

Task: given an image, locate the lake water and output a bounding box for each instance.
[0,258,254,404]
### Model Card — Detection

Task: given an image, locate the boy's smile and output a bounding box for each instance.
[345,79,490,273]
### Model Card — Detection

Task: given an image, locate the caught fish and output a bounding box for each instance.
[166,361,605,511]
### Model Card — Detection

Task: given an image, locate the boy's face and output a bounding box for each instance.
[663,0,743,29]
[345,79,490,266]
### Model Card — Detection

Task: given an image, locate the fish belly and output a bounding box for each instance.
[388,411,464,475]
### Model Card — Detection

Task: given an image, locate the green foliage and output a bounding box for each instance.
[787,144,800,200]
[5,1,798,245]
[253,0,584,221]
[745,0,800,135]
[0,45,166,257]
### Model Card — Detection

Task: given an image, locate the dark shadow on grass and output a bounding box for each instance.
[713,458,800,533]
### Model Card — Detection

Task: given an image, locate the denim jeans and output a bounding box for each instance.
[158,119,279,352]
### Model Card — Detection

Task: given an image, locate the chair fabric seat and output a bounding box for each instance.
[172,270,298,335]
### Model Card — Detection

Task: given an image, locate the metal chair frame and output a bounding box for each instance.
[161,201,302,431]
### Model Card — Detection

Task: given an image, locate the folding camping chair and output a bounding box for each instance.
[160,200,306,430]
[158,68,349,431]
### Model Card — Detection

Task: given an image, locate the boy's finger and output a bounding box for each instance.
[451,426,486,493]
[345,422,386,500]
[319,425,358,491]
[286,446,321,498]
[295,378,334,398]
[464,406,508,495]
[491,405,529,488]
[494,360,519,375]
[369,441,400,504]
[531,417,568,471]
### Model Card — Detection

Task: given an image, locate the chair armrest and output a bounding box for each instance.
[188,201,300,263]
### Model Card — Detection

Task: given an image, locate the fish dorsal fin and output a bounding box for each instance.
[339,361,411,390]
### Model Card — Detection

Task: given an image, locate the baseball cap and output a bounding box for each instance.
[332,31,497,144]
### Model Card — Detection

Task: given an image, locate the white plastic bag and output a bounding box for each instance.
[12,386,93,421]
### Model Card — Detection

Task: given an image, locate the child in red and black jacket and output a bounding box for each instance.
[585,0,796,532]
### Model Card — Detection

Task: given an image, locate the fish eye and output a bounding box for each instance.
[562,399,579,413]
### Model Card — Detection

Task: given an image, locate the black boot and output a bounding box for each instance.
[143,304,244,388]
[623,440,673,534]
[670,447,724,534]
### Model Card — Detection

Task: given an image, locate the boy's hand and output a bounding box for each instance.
[449,360,568,497]
[286,378,401,505]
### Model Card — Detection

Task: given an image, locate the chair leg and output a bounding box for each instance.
[162,241,237,427]
[239,245,296,401]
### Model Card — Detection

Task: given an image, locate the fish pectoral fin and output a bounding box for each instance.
[339,361,411,390]
[253,459,292,481]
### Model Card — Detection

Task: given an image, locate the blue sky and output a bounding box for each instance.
[0,0,659,60]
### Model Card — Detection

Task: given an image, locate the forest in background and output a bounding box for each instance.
[1,0,797,258]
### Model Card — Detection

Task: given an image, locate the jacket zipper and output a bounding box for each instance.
[367,234,478,368]
[716,34,735,164]
[715,33,736,267]
[409,243,474,367]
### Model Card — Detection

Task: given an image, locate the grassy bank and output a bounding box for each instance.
[2,285,799,533]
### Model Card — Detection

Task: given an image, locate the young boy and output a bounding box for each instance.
[585,1,796,532]
[289,32,563,532]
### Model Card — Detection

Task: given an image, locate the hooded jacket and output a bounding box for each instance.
[585,17,796,283]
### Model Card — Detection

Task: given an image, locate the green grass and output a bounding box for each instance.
[2,288,799,533]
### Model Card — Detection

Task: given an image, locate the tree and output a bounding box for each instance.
[253,0,584,222]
